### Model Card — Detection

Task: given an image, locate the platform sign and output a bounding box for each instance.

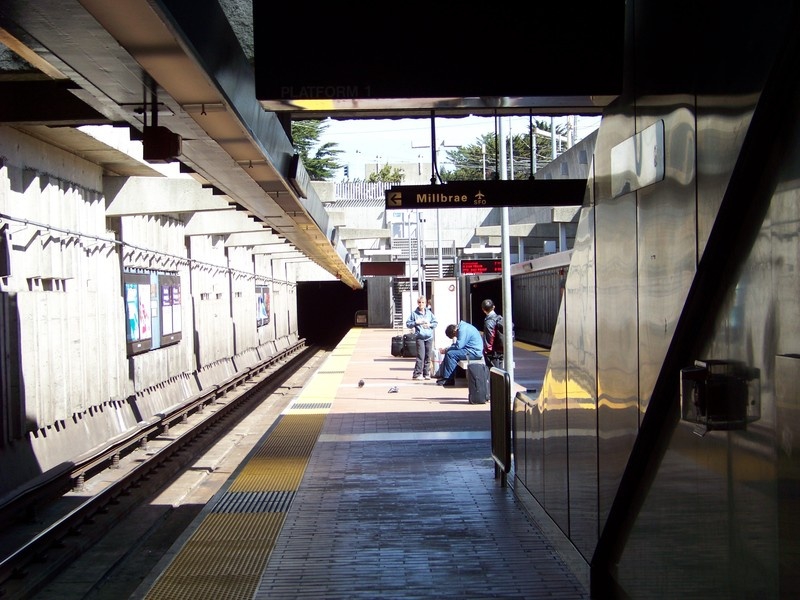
[385,179,586,209]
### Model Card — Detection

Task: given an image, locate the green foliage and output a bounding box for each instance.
[440,119,568,181]
[291,120,343,181]
[365,164,405,184]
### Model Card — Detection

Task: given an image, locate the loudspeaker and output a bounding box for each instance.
[143,126,182,163]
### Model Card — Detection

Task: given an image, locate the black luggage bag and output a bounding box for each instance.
[467,362,490,404]
[402,333,417,357]
[391,335,403,357]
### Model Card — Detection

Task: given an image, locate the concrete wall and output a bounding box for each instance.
[0,126,300,498]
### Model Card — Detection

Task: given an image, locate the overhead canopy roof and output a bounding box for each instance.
[253,4,624,118]
[0,1,626,290]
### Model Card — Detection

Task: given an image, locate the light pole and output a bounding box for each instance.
[416,210,424,298]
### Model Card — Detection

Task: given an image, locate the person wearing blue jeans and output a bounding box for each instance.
[405,296,438,380]
[436,320,483,386]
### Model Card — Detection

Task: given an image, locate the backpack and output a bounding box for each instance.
[494,315,513,350]
[495,315,505,349]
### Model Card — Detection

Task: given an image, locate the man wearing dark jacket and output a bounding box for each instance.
[481,299,503,369]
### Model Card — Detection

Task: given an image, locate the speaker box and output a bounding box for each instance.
[143,126,182,163]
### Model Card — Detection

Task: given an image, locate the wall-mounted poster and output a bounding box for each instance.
[124,272,152,354]
[138,283,152,341]
[161,284,173,335]
[159,274,182,346]
[256,285,270,327]
[126,282,140,341]
[124,270,182,355]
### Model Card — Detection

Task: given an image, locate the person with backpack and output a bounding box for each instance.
[481,299,504,369]
[405,296,438,380]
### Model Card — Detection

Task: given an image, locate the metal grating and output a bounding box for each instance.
[291,402,332,410]
[212,490,295,514]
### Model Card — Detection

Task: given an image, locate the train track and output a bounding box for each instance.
[0,343,330,600]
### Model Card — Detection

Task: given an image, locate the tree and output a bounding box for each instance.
[365,164,405,184]
[291,120,343,181]
[440,119,569,181]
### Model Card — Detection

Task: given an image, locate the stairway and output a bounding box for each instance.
[393,279,411,328]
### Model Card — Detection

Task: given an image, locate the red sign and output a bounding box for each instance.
[461,259,502,274]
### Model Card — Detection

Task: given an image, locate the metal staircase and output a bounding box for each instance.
[393,279,410,329]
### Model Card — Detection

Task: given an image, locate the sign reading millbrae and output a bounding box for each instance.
[385,179,586,210]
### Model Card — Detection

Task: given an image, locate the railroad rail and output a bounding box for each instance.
[0,339,316,599]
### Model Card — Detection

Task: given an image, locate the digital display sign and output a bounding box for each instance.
[461,260,502,275]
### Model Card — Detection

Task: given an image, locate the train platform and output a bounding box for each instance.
[132,327,588,600]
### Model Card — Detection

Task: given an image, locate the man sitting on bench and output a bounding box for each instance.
[436,321,483,387]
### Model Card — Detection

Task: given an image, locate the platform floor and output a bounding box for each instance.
[135,328,588,600]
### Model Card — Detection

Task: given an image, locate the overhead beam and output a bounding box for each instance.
[185,210,269,237]
[225,230,287,247]
[106,176,229,216]
[0,81,110,125]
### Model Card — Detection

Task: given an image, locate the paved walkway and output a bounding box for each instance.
[255,328,588,599]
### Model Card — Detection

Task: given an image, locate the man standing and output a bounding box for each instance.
[481,299,503,369]
[436,321,483,386]
[405,296,438,380]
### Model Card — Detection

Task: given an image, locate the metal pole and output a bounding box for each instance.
[416,210,424,297]
[508,117,514,180]
[407,210,415,309]
[498,118,514,389]
[436,209,442,278]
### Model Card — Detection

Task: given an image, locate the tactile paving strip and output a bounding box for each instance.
[142,334,354,600]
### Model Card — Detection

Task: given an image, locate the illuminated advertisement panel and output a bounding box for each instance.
[124,271,182,355]
[256,284,271,328]
[124,272,152,355]
[159,274,182,346]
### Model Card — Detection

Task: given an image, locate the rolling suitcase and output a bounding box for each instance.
[402,333,417,357]
[391,335,403,357]
[467,362,489,404]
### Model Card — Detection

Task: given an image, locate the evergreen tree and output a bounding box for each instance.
[440,119,568,181]
[365,164,405,184]
[291,120,343,181]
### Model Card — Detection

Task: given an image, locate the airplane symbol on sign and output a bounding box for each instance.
[387,191,402,207]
